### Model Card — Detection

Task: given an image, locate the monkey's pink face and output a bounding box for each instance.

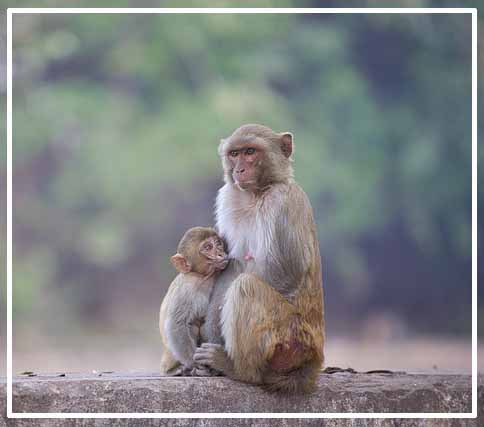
[228,147,262,189]
[199,236,228,272]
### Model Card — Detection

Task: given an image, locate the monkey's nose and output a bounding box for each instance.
[236,168,245,174]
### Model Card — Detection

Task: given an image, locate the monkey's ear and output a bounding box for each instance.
[170,254,191,273]
[279,132,293,158]
[218,138,227,156]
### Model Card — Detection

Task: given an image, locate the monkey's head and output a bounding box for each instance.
[218,124,294,192]
[170,227,228,276]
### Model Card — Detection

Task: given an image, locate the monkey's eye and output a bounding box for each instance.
[203,243,213,251]
[245,147,256,155]
[229,150,239,158]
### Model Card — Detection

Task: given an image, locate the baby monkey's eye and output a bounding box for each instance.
[245,147,256,155]
[203,243,213,251]
[229,150,239,158]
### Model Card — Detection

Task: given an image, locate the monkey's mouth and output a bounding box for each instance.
[214,259,229,271]
[233,178,257,190]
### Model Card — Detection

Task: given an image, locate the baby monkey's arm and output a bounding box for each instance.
[164,308,199,369]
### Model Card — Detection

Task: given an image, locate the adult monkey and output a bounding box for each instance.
[194,124,325,393]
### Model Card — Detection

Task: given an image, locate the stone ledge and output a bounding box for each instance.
[0,372,481,426]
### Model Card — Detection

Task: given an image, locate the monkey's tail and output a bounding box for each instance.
[262,356,322,394]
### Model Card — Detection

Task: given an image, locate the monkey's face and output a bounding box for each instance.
[198,235,228,274]
[219,124,295,192]
[227,146,263,190]
[171,227,228,276]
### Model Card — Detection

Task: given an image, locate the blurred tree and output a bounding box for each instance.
[0,3,480,345]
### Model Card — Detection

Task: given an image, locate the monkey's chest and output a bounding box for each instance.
[185,281,212,318]
[225,215,270,268]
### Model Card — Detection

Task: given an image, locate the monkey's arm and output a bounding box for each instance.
[164,306,199,369]
[261,184,314,296]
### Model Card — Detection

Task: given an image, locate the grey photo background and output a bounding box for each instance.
[0,0,482,375]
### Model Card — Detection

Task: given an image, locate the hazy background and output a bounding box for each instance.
[1,1,482,375]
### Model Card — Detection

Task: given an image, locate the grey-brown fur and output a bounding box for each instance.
[159,227,227,376]
[195,124,325,393]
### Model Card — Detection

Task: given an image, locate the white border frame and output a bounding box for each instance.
[6,7,478,420]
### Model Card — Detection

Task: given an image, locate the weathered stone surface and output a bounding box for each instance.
[0,372,481,426]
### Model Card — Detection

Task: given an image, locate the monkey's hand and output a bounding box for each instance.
[193,343,235,377]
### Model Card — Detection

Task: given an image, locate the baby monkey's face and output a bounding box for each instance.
[199,235,228,273]
[171,227,229,277]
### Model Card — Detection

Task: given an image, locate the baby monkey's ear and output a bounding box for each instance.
[170,253,191,273]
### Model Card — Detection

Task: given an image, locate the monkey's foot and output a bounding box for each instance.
[168,365,194,377]
[190,364,222,377]
[193,343,234,376]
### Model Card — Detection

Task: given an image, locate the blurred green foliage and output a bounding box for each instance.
[0,3,481,340]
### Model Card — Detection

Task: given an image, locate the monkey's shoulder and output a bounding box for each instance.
[170,273,215,294]
[262,182,314,217]
[272,181,308,200]
[161,274,214,320]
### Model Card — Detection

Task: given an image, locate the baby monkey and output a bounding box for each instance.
[159,227,228,376]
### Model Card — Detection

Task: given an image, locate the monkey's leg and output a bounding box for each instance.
[160,348,181,375]
[164,314,200,371]
[195,273,316,384]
